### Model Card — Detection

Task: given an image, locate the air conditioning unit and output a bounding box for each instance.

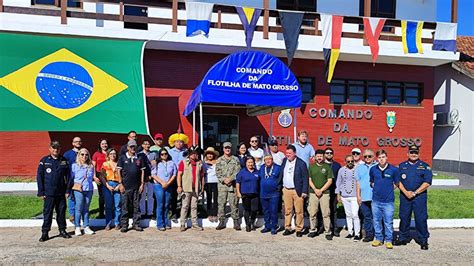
[434,109,459,127]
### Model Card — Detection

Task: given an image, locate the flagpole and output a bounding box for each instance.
[293,108,297,143]
[199,103,204,150]
[192,109,196,146]
[270,108,274,140]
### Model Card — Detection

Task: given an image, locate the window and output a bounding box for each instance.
[330,80,346,104]
[298,77,315,103]
[329,79,423,105]
[124,5,148,30]
[277,0,316,12]
[32,0,81,8]
[359,0,396,32]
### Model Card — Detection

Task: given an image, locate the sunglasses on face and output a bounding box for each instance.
[250,140,258,143]
[346,160,354,163]
[325,152,333,155]
[224,147,231,150]
[352,152,361,155]
[80,153,88,157]
[160,153,168,156]
[409,151,419,155]
[364,155,373,158]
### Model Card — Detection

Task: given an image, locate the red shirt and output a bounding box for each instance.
[92,151,107,172]
[178,160,199,188]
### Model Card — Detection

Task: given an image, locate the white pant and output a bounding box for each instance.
[139,182,155,215]
[341,197,360,236]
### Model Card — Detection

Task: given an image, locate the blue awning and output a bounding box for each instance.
[183,50,301,116]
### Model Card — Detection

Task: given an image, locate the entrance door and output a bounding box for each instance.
[203,115,239,153]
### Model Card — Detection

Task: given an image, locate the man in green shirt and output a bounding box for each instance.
[308,149,333,239]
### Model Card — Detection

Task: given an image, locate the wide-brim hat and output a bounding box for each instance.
[204,147,219,157]
[168,133,189,147]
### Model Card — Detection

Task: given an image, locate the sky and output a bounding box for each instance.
[437,0,474,36]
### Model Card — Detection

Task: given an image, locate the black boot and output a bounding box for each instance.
[216,220,226,230]
[233,219,241,231]
[39,232,49,242]
[59,230,71,239]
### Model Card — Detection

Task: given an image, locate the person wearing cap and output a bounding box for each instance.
[236,156,260,232]
[268,138,285,166]
[117,139,146,233]
[248,136,264,170]
[259,149,281,235]
[151,148,177,231]
[370,149,400,249]
[168,130,189,222]
[63,136,82,222]
[203,147,219,222]
[307,149,333,240]
[177,146,204,231]
[293,130,315,167]
[324,147,342,237]
[215,141,242,231]
[395,145,432,250]
[138,140,157,218]
[280,144,309,237]
[120,131,143,156]
[355,148,377,242]
[150,133,165,152]
[351,148,364,165]
[336,155,360,241]
[37,141,72,242]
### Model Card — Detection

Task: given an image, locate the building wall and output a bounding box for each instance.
[317,0,359,16]
[433,64,474,174]
[396,0,437,21]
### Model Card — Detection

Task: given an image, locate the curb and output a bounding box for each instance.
[1,218,473,229]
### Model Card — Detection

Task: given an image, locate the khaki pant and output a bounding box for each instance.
[217,190,239,221]
[283,188,304,232]
[308,193,331,234]
[180,192,198,226]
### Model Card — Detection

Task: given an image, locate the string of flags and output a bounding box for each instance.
[184,1,458,82]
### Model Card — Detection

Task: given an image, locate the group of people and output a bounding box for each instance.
[36,130,433,250]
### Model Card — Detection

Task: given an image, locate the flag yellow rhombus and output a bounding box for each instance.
[0,48,128,121]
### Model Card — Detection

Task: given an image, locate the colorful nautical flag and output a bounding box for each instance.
[433,22,457,52]
[186,2,214,37]
[0,32,148,134]
[279,11,304,66]
[236,7,262,49]
[321,14,343,83]
[363,17,386,64]
[401,20,424,54]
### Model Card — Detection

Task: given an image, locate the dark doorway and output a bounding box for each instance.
[203,115,239,153]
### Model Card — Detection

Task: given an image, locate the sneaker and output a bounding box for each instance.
[296,231,303,237]
[157,227,166,231]
[386,242,393,249]
[282,229,294,236]
[132,225,144,232]
[261,228,271,234]
[192,224,203,231]
[325,234,333,240]
[271,229,277,235]
[84,227,95,235]
[372,240,383,247]
[75,228,82,236]
[166,226,172,230]
[353,235,361,242]
[180,225,186,232]
[345,234,354,239]
[363,236,374,242]
[307,231,318,238]
[59,230,71,239]
[105,225,111,231]
[120,227,128,233]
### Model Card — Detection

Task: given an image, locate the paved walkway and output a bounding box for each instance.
[0,227,472,264]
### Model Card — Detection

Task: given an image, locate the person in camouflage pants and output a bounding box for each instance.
[215,141,241,231]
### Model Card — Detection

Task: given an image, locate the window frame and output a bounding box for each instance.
[297,76,316,103]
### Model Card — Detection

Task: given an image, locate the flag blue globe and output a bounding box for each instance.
[36,62,93,109]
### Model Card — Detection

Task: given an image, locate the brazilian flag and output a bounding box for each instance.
[0,32,149,134]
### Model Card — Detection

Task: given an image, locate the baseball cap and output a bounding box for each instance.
[408,145,419,152]
[223,142,232,148]
[49,141,61,149]
[154,133,163,140]
[127,139,137,147]
[268,139,278,146]
[351,148,362,154]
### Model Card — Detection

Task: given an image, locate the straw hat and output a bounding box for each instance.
[204,147,219,157]
[168,132,189,147]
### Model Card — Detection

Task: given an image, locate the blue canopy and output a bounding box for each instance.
[183,50,301,116]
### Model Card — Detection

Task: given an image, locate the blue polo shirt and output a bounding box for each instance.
[398,160,433,192]
[369,163,400,203]
[117,153,146,191]
[294,141,315,167]
[236,168,259,194]
[259,164,281,198]
[63,149,78,166]
[355,161,378,202]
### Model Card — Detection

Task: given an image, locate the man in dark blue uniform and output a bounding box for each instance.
[37,141,72,242]
[395,145,432,250]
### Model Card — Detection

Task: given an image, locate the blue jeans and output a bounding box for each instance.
[103,181,122,227]
[261,197,279,231]
[360,201,374,238]
[153,183,172,229]
[68,193,75,217]
[372,201,394,243]
[73,190,93,228]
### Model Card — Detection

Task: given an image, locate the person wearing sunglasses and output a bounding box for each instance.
[355,149,377,242]
[369,149,400,249]
[248,136,264,170]
[71,148,95,236]
[324,147,342,237]
[215,142,242,231]
[151,148,177,231]
[351,148,364,165]
[395,145,432,250]
[336,155,360,241]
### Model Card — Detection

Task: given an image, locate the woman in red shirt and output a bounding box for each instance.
[92,139,109,219]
